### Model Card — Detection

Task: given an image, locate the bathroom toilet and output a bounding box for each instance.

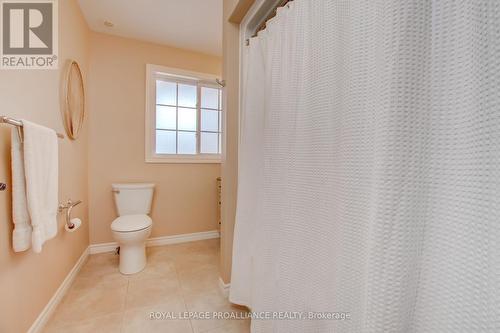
[111,183,154,274]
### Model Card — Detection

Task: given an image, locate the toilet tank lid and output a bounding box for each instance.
[112,183,155,190]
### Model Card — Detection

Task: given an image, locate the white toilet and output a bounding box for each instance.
[111,183,154,274]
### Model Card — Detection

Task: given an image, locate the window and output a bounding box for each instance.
[146,65,223,163]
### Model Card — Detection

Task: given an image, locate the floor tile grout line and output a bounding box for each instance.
[172,256,195,333]
[174,241,231,333]
[43,311,125,332]
[119,278,130,333]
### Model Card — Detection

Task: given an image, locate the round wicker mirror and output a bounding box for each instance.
[63,60,85,140]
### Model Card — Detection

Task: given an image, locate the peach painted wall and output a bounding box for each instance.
[0,1,90,332]
[220,0,254,284]
[87,33,222,244]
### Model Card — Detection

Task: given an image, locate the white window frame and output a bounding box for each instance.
[145,64,222,163]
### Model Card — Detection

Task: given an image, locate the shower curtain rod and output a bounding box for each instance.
[252,0,292,38]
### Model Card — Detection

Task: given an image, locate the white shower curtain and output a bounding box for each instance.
[230,0,500,332]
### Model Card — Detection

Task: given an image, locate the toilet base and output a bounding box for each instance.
[112,225,152,275]
[119,243,147,274]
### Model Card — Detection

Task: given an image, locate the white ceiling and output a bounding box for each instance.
[78,0,222,56]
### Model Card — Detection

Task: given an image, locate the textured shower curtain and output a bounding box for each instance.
[230,0,500,332]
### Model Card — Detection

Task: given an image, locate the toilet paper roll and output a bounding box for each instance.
[65,218,82,233]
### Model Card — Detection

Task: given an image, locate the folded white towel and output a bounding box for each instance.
[22,120,59,253]
[11,129,31,252]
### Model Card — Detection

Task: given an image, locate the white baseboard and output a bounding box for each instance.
[218,277,230,298]
[88,241,118,254]
[147,230,220,247]
[28,247,89,333]
[89,230,220,254]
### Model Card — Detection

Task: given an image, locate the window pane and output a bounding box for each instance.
[178,131,196,154]
[201,87,219,109]
[156,80,176,105]
[219,90,222,110]
[156,130,176,154]
[201,109,219,132]
[178,107,196,131]
[178,84,197,107]
[156,106,176,130]
[201,132,218,154]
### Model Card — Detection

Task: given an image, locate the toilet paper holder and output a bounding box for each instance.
[58,199,82,230]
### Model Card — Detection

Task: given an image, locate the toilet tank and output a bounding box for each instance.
[112,183,155,216]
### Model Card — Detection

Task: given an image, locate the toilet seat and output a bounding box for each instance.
[111,214,152,232]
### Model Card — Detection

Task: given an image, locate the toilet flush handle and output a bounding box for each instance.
[112,189,120,194]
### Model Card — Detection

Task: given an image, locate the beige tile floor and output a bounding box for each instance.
[43,239,250,333]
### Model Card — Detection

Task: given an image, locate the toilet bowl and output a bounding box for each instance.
[111,214,152,274]
[111,183,155,275]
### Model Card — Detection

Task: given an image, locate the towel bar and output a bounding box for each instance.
[1,116,65,142]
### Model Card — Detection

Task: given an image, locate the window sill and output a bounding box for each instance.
[145,156,222,164]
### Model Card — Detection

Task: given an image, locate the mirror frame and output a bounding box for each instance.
[62,60,85,140]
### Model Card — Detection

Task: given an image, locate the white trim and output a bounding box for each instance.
[28,247,89,333]
[147,230,220,247]
[89,230,220,254]
[145,64,155,163]
[145,64,223,164]
[148,64,220,83]
[218,277,231,298]
[88,241,119,255]
[145,156,222,164]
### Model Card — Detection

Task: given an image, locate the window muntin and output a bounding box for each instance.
[153,76,222,157]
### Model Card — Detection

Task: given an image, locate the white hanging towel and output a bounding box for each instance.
[21,120,58,253]
[11,129,31,252]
